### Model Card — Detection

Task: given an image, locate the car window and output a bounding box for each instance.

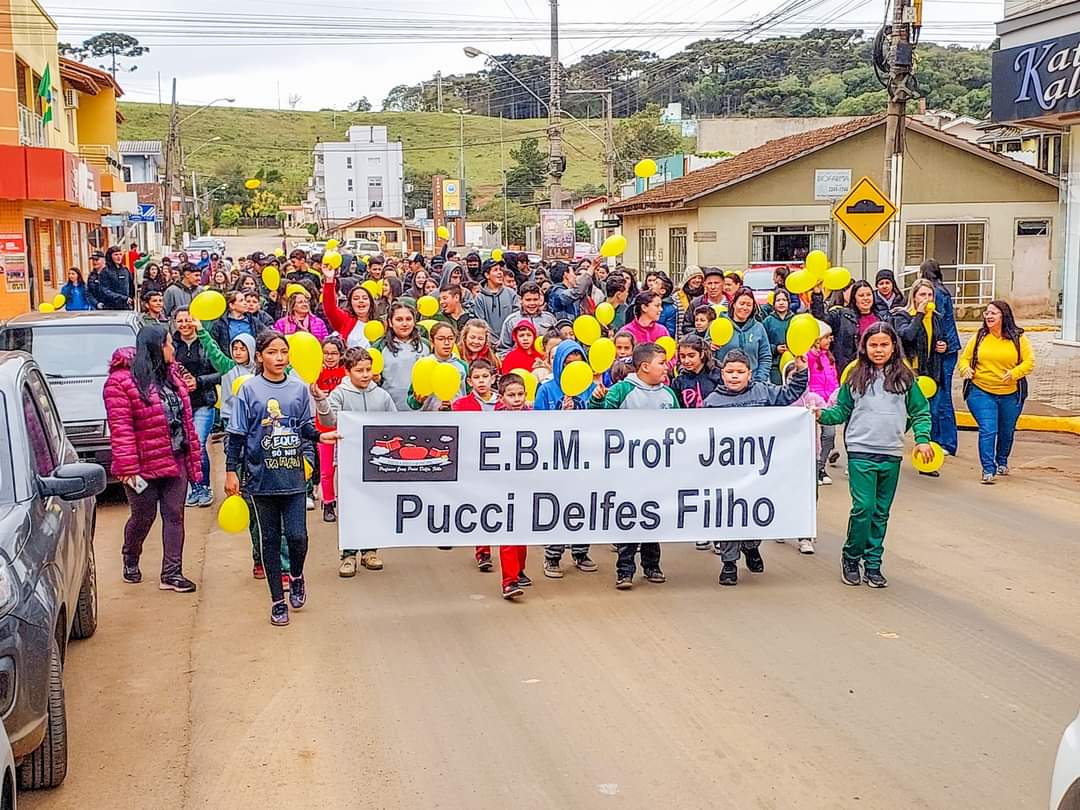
[21,384,55,477]
[26,371,66,462]
[0,324,135,377]
[742,270,776,290]
[0,394,13,504]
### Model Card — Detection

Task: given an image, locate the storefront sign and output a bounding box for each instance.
[0,233,28,293]
[337,409,816,548]
[442,178,462,218]
[693,231,717,242]
[539,208,575,261]
[814,169,851,200]
[993,32,1080,122]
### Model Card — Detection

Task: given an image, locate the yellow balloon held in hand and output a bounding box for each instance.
[916,375,938,399]
[823,266,852,292]
[560,360,594,397]
[709,316,734,347]
[261,265,281,292]
[912,441,945,474]
[367,346,384,375]
[363,320,385,342]
[785,312,819,357]
[286,331,323,384]
[634,158,657,178]
[417,295,439,318]
[595,301,615,326]
[573,314,601,345]
[360,279,382,298]
[217,495,250,533]
[322,250,342,270]
[432,363,461,402]
[411,356,438,397]
[840,359,857,384]
[779,350,795,372]
[588,337,616,373]
[491,248,504,262]
[437,225,450,240]
[785,269,817,295]
[506,368,538,401]
[190,290,226,321]
[52,294,65,309]
[231,374,252,396]
[38,302,54,313]
[599,234,627,258]
[656,335,676,361]
[804,250,829,277]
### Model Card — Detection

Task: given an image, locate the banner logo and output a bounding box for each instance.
[362,425,459,483]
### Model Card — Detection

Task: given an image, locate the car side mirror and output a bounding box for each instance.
[38,462,107,502]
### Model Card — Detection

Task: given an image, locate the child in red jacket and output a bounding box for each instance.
[451,359,499,412]
[494,374,531,599]
[501,319,544,374]
[315,337,346,522]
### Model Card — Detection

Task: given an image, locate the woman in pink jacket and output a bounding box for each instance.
[617,290,671,345]
[104,325,202,593]
[274,289,329,341]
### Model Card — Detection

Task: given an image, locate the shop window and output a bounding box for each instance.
[904,222,986,267]
[750,223,828,263]
[638,228,656,273]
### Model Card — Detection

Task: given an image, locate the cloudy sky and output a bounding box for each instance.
[52,0,1001,111]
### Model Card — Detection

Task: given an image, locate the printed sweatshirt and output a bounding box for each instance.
[589,373,678,410]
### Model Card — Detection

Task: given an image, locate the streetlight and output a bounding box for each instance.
[452,108,471,245]
[179,97,235,127]
[186,135,221,159]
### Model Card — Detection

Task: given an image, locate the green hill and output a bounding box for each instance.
[118,103,607,201]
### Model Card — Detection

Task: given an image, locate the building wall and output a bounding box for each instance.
[121,154,157,183]
[76,87,118,147]
[696,117,862,154]
[314,126,405,223]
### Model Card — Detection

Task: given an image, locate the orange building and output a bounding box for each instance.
[0,0,126,318]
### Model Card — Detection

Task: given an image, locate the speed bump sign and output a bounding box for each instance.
[832,176,897,247]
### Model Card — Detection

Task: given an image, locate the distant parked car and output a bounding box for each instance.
[344,239,381,258]
[183,238,224,256]
[0,312,141,478]
[740,264,804,306]
[0,351,106,789]
[1052,709,1080,810]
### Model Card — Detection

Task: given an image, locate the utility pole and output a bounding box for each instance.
[436,71,444,113]
[566,88,615,200]
[162,78,178,251]
[880,0,919,270]
[500,113,508,244]
[457,109,467,246]
[192,171,201,238]
[548,0,565,209]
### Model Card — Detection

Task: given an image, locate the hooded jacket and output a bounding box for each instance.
[164,281,200,317]
[497,308,557,352]
[703,367,808,409]
[173,330,222,411]
[315,377,397,425]
[618,318,671,345]
[103,347,202,482]
[872,270,907,319]
[373,335,432,411]
[501,319,546,370]
[534,340,595,410]
[671,366,720,408]
[473,284,520,336]
[807,347,839,403]
[589,373,678,410]
[210,332,257,423]
[97,256,135,310]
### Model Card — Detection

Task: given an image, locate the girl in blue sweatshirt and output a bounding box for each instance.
[818,322,933,589]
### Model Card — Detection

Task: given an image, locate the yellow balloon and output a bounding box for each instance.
[217,495,250,533]
[656,335,676,361]
[437,225,450,240]
[491,248,504,262]
[560,360,593,397]
[634,158,657,178]
[38,302,54,313]
[840,359,857,384]
[823,266,852,292]
[52,294,66,309]
[244,178,261,190]
[417,295,439,318]
[505,368,538,401]
[363,320,385,342]
[411,355,438,397]
[779,350,795,372]
[304,458,313,481]
[573,314,601,345]
[323,250,342,270]
[215,385,221,408]
[190,290,226,321]
[785,269,817,295]
[805,250,829,276]
[912,441,945,474]
[917,375,938,399]
[785,313,818,357]
[285,283,308,300]
[368,346,385,376]
[588,337,617,373]
[432,362,462,401]
[362,255,370,264]
[767,291,775,306]
[599,234,627,258]
[273,247,285,258]
[712,302,728,316]
[709,317,734,347]
[418,319,438,334]
[360,279,383,298]
[231,374,252,396]
[286,331,323,384]
[595,301,615,326]
[534,335,545,354]
[261,265,281,291]
[326,238,339,250]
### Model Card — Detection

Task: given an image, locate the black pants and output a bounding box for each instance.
[252,493,308,603]
[545,544,590,562]
[616,543,661,578]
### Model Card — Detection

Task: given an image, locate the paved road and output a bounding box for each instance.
[21,431,1080,810]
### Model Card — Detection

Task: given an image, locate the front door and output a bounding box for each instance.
[1011,218,1052,314]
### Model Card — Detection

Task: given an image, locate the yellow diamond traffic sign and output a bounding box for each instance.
[832,176,897,247]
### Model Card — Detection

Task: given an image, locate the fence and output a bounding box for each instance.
[901,264,995,306]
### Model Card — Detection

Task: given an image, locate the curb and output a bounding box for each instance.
[957,411,1080,435]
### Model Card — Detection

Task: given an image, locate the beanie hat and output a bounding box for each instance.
[875,268,897,285]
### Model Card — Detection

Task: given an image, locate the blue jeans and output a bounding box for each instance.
[931,351,959,455]
[191,406,215,493]
[966,385,1021,475]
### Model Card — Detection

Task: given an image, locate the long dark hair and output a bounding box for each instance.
[383,301,422,354]
[629,290,660,323]
[919,258,943,283]
[677,334,716,373]
[347,284,377,320]
[846,322,914,396]
[254,329,288,375]
[730,286,758,323]
[848,280,876,316]
[66,267,85,286]
[970,300,1024,371]
[132,325,175,404]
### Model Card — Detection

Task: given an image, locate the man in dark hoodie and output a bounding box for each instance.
[463,251,483,283]
[97,245,135,310]
[873,268,907,318]
[473,259,520,336]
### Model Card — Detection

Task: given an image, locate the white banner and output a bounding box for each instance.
[337,409,817,548]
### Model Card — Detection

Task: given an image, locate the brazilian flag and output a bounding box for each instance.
[38,64,52,125]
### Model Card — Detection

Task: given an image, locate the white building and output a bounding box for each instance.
[309,125,404,230]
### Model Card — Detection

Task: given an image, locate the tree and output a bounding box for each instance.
[404,166,452,218]
[613,105,682,181]
[246,189,282,218]
[306,223,320,238]
[287,94,302,110]
[833,90,888,116]
[474,198,537,245]
[349,97,372,112]
[61,32,148,78]
[382,84,424,112]
[217,204,242,227]
[575,220,591,242]
[504,137,547,202]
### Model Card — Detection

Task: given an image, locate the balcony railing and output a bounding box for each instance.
[79,144,123,178]
[18,104,44,146]
[901,264,996,306]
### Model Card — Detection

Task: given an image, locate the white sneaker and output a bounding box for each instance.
[306,496,316,511]
[819,474,833,486]
[798,539,816,554]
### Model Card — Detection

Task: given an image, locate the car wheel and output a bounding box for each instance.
[71,539,98,640]
[17,638,67,790]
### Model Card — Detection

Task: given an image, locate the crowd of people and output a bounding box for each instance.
[94,242,1034,625]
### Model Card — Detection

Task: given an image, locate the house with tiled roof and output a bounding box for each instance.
[606,115,1061,315]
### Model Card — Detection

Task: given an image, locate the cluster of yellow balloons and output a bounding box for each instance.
[410,357,461,401]
[190,290,226,321]
[38,293,66,313]
[218,495,250,533]
[599,234,626,258]
[785,250,852,296]
[286,331,323,384]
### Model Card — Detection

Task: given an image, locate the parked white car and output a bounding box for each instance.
[1052,709,1080,810]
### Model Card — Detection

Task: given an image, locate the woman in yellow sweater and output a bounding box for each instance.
[958,300,1034,484]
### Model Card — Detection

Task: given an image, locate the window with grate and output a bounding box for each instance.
[639,228,656,273]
